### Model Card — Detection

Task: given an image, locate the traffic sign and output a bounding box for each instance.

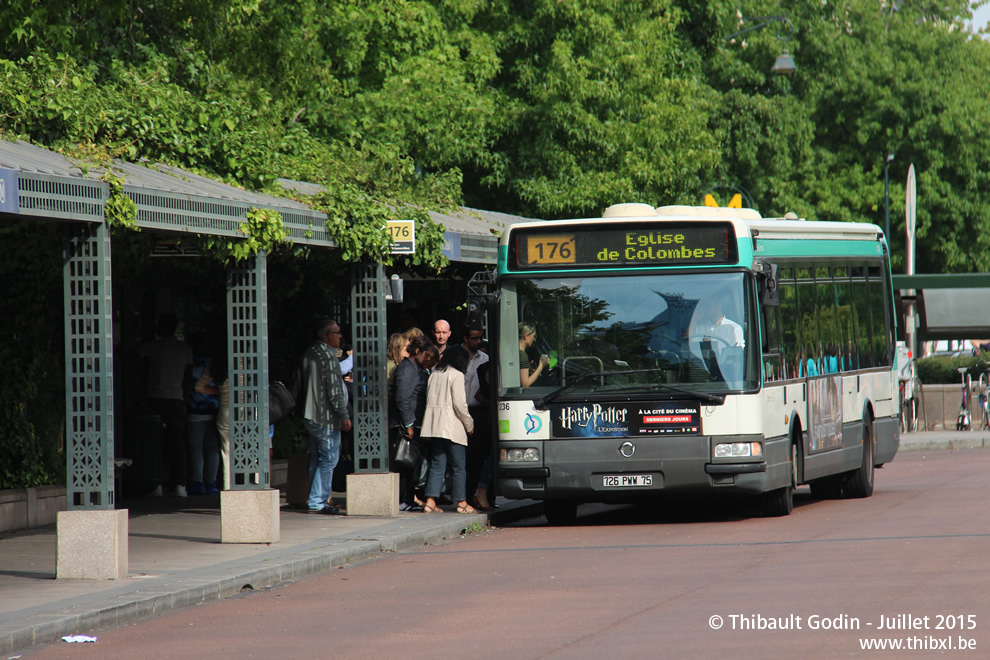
[905,164,916,275]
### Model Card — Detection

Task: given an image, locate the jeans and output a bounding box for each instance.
[304,419,341,510]
[187,418,220,483]
[425,438,466,503]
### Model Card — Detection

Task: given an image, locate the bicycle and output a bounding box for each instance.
[899,377,921,433]
[897,346,920,433]
[956,367,972,431]
[978,371,990,431]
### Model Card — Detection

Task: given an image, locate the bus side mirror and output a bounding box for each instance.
[754,261,780,307]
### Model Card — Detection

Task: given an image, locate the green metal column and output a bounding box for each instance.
[351,263,388,472]
[63,222,115,509]
[226,252,270,489]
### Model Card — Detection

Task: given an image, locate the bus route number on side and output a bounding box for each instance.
[525,234,576,265]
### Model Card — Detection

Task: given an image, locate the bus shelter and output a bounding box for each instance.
[893,273,990,345]
[0,139,509,577]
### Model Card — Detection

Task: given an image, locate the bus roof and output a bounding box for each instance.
[503,204,884,244]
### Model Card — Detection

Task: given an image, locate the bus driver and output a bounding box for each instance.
[688,297,745,383]
[694,297,744,350]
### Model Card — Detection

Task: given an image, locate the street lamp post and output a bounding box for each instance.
[884,152,895,242]
[726,15,797,75]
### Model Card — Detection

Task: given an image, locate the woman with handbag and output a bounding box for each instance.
[421,348,478,514]
[391,334,438,511]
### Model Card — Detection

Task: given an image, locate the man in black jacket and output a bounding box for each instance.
[299,319,352,514]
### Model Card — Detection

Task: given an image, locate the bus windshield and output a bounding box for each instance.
[499,271,760,397]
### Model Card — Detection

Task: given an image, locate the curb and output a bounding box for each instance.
[900,438,990,451]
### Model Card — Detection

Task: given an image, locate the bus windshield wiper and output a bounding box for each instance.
[533,369,724,410]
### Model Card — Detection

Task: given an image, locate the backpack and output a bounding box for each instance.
[269,364,301,424]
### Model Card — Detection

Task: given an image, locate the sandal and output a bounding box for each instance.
[423,504,443,513]
[456,505,481,514]
[470,499,496,512]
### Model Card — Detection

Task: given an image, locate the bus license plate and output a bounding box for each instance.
[603,475,653,487]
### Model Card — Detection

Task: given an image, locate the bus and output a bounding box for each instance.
[490,203,899,524]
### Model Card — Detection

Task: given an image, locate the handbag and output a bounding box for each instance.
[269,380,296,424]
[392,430,423,470]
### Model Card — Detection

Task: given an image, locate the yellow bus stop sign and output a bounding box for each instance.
[386,220,415,254]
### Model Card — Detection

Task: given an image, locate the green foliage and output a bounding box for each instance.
[3,0,990,262]
[0,220,66,489]
[5,0,990,487]
[101,169,139,229]
[472,0,720,217]
[709,1,990,272]
[916,355,988,385]
[199,208,290,264]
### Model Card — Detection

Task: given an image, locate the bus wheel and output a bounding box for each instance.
[544,500,578,526]
[762,443,795,517]
[845,417,875,498]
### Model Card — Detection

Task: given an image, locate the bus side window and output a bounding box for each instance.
[815,267,838,374]
[868,265,891,366]
[833,266,853,372]
[796,267,815,376]
[850,266,873,368]
[762,304,783,382]
[778,267,799,380]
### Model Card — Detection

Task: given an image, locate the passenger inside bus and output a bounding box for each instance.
[518,322,549,387]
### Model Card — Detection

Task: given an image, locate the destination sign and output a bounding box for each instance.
[512,223,736,269]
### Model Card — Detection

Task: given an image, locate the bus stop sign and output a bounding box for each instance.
[386,220,415,254]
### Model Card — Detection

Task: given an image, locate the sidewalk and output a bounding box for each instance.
[2,431,988,655]
[0,493,541,655]
[898,429,990,451]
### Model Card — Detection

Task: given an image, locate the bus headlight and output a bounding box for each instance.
[714,442,763,458]
[500,448,541,462]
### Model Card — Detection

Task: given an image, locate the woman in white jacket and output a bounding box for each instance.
[421,347,477,513]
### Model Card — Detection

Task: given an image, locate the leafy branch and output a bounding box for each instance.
[198,207,290,264]
[101,169,139,230]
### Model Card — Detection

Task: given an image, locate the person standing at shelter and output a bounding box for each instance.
[391,334,437,511]
[433,319,452,357]
[421,348,476,513]
[459,324,490,500]
[138,314,194,497]
[186,334,221,495]
[299,319,352,514]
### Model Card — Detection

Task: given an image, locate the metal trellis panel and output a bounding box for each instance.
[351,263,388,472]
[63,222,115,509]
[226,253,270,489]
[20,173,105,222]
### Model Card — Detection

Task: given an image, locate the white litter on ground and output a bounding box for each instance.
[61,635,97,643]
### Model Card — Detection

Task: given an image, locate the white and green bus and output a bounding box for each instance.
[492,203,899,523]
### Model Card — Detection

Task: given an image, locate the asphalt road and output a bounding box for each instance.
[26,449,990,659]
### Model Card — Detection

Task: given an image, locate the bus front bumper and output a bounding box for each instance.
[497,436,771,501]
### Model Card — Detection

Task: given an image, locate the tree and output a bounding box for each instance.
[706,0,990,272]
[464,0,721,218]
